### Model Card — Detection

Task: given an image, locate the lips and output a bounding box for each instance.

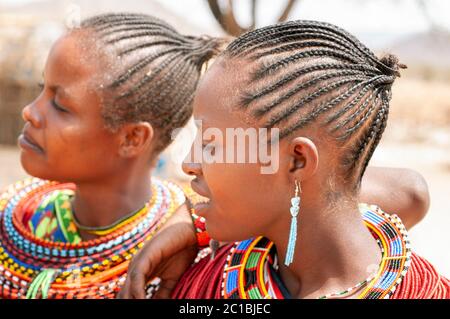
[190,179,212,217]
[190,178,211,200]
[18,130,44,154]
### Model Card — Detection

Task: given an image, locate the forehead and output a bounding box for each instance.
[193,57,254,127]
[45,30,104,85]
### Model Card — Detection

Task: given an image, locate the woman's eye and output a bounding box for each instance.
[51,99,68,113]
[38,82,44,90]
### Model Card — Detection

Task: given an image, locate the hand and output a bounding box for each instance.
[117,204,198,299]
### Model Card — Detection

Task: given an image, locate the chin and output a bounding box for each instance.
[20,154,57,181]
[205,220,252,243]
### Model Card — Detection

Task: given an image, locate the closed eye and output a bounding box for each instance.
[51,99,69,113]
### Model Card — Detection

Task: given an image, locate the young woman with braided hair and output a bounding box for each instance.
[0,13,224,299]
[120,20,447,299]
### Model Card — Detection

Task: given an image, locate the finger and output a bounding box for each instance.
[118,273,138,299]
[128,267,148,299]
[153,279,179,299]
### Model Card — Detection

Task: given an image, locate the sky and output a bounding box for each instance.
[1,0,449,47]
[152,0,450,33]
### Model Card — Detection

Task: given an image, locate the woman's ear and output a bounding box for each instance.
[118,122,154,158]
[288,137,319,181]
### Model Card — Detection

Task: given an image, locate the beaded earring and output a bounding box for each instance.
[284,180,301,266]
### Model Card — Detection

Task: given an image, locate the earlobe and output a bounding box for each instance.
[288,137,319,180]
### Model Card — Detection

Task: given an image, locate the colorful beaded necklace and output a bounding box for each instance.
[221,204,412,299]
[0,177,185,299]
[72,203,150,236]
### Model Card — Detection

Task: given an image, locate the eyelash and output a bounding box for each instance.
[38,83,68,113]
[51,99,68,113]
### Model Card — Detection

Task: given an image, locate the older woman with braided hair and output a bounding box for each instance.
[120,20,447,299]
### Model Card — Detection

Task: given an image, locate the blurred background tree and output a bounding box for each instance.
[207,0,298,36]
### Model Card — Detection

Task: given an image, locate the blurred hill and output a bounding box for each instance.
[383,28,450,81]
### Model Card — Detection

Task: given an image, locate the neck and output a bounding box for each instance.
[71,166,152,239]
[269,197,381,299]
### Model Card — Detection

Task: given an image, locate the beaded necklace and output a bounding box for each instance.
[0,177,185,299]
[72,203,149,236]
[317,270,377,299]
[221,204,411,299]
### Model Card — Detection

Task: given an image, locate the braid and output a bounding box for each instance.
[266,76,366,129]
[249,34,366,60]
[254,48,363,78]
[327,83,376,127]
[83,14,179,33]
[248,70,361,116]
[358,94,390,179]
[77,13,224,156]
[249,63,374,101]
[222,20,405,187]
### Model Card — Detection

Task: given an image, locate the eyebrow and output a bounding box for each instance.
[49,84,72,100]
[42,73,72,101]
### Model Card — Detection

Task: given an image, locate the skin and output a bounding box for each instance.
[119,56,430,299]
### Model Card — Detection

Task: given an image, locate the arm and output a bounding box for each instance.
[118,203,198,299]
[360,167,430,230]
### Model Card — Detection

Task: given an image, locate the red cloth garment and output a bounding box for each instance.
[172,205,450,299]
[171,244,231,299]
[392,253,450,299]
[173,249,450,299]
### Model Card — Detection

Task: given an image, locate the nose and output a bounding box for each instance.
[22,102,42,128]
[182,150,203,177]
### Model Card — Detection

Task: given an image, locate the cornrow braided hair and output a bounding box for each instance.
[223,20,406,188]
[79,13,224,155]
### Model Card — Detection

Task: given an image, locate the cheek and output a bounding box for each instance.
[46,125,91,161]
[34,123,118,181]
[203,163,280,239]
[54,121,115,155]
